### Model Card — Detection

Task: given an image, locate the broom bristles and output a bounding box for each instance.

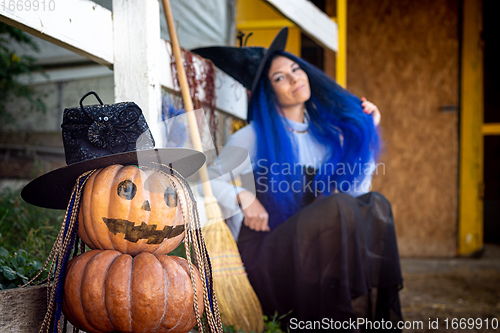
[203,196,264,333]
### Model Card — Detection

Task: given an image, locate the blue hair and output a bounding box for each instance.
[249,51,381,229]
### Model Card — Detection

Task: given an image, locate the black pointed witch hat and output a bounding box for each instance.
[192,27,288,102]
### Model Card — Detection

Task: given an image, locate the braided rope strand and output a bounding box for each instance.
[187,188,218,330]
[181,171,223,332]
[179,172,223,331]
[148,162,222,332]
[22,170,95,333]
[171,171,204,333]
[192,198,223,330]
[182,180,214,330]
[155,166,209,332]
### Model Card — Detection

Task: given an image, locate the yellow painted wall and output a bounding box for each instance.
[236,0,301,56]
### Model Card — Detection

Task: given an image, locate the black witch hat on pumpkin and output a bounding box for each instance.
[192,27,288,107]
[21,91,205,209]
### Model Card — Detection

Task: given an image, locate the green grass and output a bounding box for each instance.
[0,247,46,289]
[221,312,288,332]
[0,187,63,263]
[0,187,63,289]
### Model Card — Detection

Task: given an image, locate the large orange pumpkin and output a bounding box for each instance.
[62,250,204,333]
[78,165,187,256]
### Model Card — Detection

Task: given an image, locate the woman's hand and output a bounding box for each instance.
[237,190,270,232]
[361,97,381,126]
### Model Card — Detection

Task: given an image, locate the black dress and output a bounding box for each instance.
[237,171,403,332]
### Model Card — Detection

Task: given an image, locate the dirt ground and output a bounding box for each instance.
[399,244,500,332]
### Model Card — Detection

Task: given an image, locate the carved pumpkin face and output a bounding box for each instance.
[78,164,187,256]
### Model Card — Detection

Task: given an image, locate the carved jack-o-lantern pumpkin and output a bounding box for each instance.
[62,250,204,333]
[78,164,187,256]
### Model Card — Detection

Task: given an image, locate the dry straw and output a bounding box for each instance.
[203,197,264,332]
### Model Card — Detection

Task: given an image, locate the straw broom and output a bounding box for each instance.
[161,1,264,332]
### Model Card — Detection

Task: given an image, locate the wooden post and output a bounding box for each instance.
[336,0,346,88]
[458,0,483,255]
[112,0,163,144]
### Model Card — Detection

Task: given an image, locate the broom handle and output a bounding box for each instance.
[162,0,214,198]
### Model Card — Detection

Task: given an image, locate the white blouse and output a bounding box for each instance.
[203,116,376,239]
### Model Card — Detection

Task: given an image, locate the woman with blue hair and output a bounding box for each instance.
[194,27,402,331]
